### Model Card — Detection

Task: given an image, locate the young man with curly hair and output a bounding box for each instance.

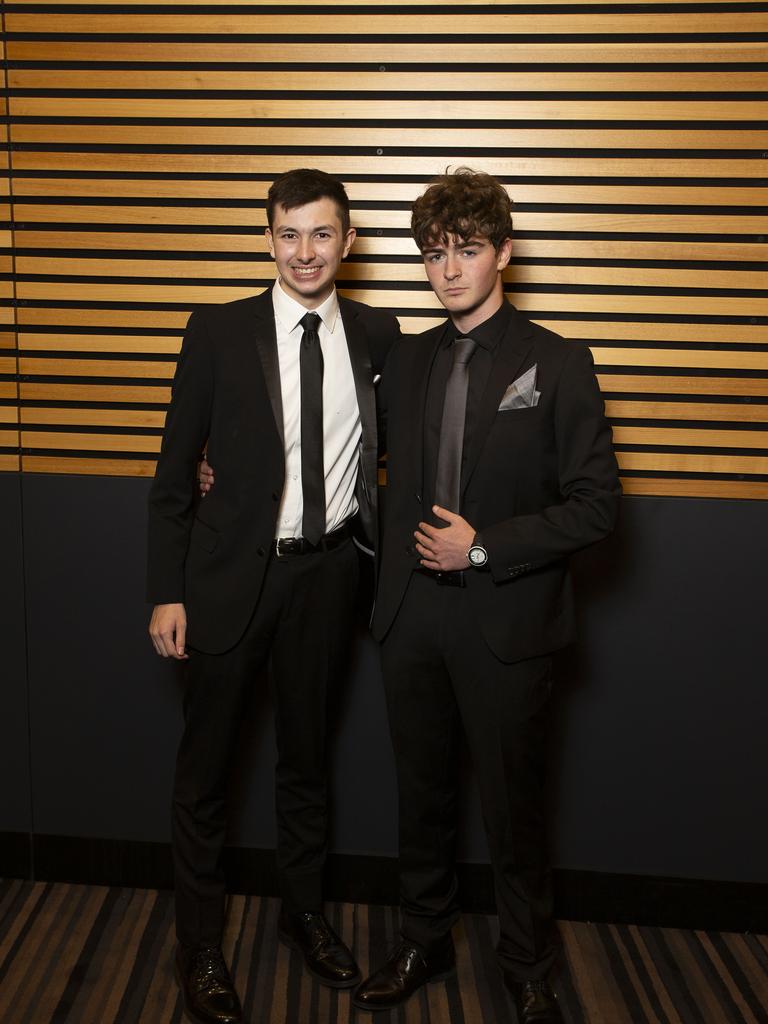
[353,169,620,1023]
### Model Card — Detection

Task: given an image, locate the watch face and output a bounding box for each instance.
[468,545,487,567]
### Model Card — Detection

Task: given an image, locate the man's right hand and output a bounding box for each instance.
[149,603,189,659]
[198,457,214,496]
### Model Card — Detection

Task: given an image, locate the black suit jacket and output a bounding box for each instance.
[372,305,621,663]
[147,289,400,654]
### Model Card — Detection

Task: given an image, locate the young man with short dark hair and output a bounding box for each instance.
[353,169,620,1023]
[148,168,400,1024]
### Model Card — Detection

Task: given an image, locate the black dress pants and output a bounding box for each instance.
[380,570,556,981]
[172,538,359,948]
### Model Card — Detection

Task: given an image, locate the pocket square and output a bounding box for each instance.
[498,364,541,410]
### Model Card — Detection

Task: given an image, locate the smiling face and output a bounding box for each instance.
[265,197,356,308]
[421,233,513,333]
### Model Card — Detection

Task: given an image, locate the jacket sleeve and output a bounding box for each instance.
[483,343,621,582]
[146,311,214,604]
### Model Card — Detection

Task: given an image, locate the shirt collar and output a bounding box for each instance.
[272,279,340,334]
[445,299,512,352]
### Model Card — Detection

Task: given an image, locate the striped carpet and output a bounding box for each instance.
[1,880,766,1023]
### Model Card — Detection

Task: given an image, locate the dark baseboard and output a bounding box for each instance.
[0,831,32,880]
[4,833,766,934]
[31,833,175,891]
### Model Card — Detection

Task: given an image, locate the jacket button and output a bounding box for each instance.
[272,492,279,501]
[405,545,414,556]
[257,546,265,556]
[415,492,421,503]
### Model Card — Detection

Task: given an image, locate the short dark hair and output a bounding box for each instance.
[266,168,351,234]
[411,167,513,252]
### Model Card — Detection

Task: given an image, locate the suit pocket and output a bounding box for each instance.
[495,405,542,421]
[190,516,219,553]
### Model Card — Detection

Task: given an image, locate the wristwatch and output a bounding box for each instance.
[467,533,489,569]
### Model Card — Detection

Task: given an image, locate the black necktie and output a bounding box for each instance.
[299,311,325,544]
[434,336,477,514]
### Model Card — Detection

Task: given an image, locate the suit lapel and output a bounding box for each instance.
[247,289,284,444]
[338,298,374,446]
[461,307,534,496]
[410,324,450,490]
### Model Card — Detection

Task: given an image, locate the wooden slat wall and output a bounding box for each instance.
[1,1,767,497]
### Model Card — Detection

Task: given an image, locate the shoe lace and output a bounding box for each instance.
[190,947,230,991]
[387,941,425,974]
[299,913,339,953]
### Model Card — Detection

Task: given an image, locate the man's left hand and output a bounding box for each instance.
[414,506,476,571]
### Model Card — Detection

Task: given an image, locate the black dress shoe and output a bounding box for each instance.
[175,944,243,1024]
[278,910,360,988]
[505,977,563,1023]
[352,939,456,1011]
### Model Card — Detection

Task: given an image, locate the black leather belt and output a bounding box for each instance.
[273,521,353,557]
[416,567,466,588]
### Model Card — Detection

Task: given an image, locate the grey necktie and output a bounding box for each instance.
[299,311,325,544]
[434,337,478,513]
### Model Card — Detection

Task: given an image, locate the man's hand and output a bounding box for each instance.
[198,456,214,496]
[149,603,189,659]
[414,506,476,572]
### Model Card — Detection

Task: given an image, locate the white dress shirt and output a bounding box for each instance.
[272,280,361,539]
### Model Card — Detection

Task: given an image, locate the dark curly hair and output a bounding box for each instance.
[267,168,351,234]
[411,167,513,252]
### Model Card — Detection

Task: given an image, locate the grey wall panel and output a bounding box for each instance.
[20,476,768,885]
[23,475,179,842]
[0,474,32,842]
[551,497,767,883]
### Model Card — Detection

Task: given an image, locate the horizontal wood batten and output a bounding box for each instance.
[0,454,20,472]
[18,309,767,339]
[619,478,768,500]
[14,257,768,291]
[15,309,189,328]
[612,426,768,449]
[12,234,768,266]
[20,431,161,453]
[11,126,768,149]
[20,407,166,428]
[7,42,767,64]
[598,376,768,397]
[9,173,768,210]
[7,12,768,34]
[20,334,183,354]
[605,402,768,423]
[19,357,176,379]
[21,455,156,476]
[20,383,171,404]
[16,349,768,380]
[617,452,768,473]
[13,283,768,318]
[10,70,768,92]
[12,202,768,236]
[11,98,768,120]
[8,0,752,7]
